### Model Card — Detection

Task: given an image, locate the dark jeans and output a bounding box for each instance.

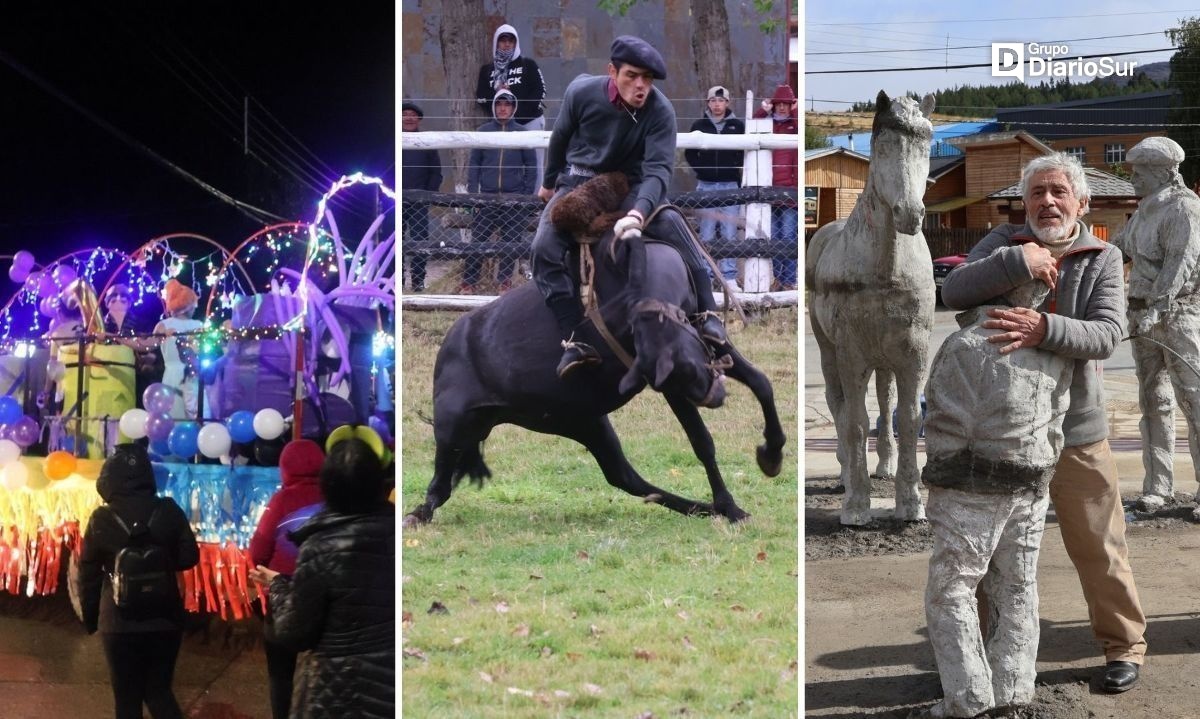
[403,206,430,289]
[465,204,524,286]
[264,635,298,719]
[101,630,184,719]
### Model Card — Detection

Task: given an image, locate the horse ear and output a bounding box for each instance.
[618,363,645,395]
[876,90,890,112]
[654,351,675,389]
[919,94,936,118]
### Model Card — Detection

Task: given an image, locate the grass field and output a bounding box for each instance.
[400,307,799,718]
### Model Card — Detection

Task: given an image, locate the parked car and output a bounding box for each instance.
[932,253,967,304]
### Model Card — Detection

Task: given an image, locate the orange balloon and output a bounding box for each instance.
[44,450,77,481]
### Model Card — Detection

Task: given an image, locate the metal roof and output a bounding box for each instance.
[995,91,1176,139]
[823,120,999,157]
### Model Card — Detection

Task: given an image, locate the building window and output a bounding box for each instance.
[1065,146,1086,162]
[1105,143,1126,164]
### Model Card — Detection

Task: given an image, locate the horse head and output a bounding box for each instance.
[618,299,729,408]
[870,90,935,235]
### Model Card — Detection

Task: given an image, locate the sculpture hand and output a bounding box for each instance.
[1135,309,1160,336]
[983,307,1048,354]
[614,209,644,241]
[1022,243,1058,291]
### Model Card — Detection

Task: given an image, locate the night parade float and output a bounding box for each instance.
[0,174,395,618]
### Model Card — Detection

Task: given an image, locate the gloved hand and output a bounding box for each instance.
[613,209,644,242]
[1135,308,1160,336]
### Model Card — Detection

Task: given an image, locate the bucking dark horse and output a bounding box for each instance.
[402,173,786,527]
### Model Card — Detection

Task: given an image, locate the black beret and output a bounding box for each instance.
[610,35,666,80]
[401,101,424,118]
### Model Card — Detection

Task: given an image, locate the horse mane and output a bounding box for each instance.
[871,91,933,142]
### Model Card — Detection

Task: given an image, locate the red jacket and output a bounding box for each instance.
[753,108,798,187]
[250,439,325,576]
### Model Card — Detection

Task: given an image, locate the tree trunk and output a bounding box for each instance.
[690,0,734,96]
[439,0,486,190]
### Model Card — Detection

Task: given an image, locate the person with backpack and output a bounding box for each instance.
[249,439,326,719]
[249,436,394,719]
[78,443,200,719]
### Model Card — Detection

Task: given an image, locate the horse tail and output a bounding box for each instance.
[451,443,492,489]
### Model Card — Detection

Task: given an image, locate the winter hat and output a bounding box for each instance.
[97,443,157,500]
[770,84,797,104]
[162,278,198,315]
[279,438,325,488]
[401,101,424,119]
[707,86,729,100]
[610,35,666,80]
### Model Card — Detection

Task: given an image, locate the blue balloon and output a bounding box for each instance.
[150,437,173,459]
[167,421,200,458]
[0,396,21,425]
[227,410,257,444]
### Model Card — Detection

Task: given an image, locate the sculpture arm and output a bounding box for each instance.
[1147,202,1200,311]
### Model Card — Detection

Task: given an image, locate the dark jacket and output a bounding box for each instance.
[79,445,199,634]
[474,24,545,123]
[401,144,443,192]
[685,111,745,183]
[268,505,395,719]
[249,439,325,576]
[468,91,538,195]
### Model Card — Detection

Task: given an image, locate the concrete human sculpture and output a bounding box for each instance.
[1111,136,1200,512]
[807,90,936,525]
[920,271,1069,718]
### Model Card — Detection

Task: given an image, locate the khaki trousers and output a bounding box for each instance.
[1049,438,1148,664]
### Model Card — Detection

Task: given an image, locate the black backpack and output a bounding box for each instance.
[107,503,176,615]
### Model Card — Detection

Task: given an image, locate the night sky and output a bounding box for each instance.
[2,2,394,308]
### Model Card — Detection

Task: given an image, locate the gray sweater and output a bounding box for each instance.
[941,221,1126,447]
[544,74,676,218]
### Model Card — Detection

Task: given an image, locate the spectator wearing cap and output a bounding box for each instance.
[475,24,547,189]
[1113,136,1200,512]
[532,34,728,379]
[753,84,799,291]
[464,89,537,293]
[401,102,443,292]
[685,84,746,291]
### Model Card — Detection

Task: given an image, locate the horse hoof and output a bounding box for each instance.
[401,513,425,530]
[756,445,783,477]
[894,505,926,522]
[727,508,751,523]
[839,507,873,526]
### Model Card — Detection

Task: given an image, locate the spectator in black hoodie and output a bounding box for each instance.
[685,85,745,290]
[401,101,443,291]
[475,23,547,188]
[78,443,200,719]
[249,437,395,719]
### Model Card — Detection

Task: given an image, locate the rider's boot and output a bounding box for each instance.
[690,267,728,346]
[549,296,601,379]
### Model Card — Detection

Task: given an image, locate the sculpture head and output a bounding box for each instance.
[1019,153,1090,246]
[871,91,935,235]
[1128,136,1185,199]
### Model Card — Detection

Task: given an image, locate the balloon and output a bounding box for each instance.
[253,408,286,441]
[119,409,149,440]
[9,416,39,448]
[196,423,232,459]
[8,264,30,284]
[0,396,21,425]
[23,270,42,295]
[1,462,28,490]
[167,422,200,458]
[51,264,77,289]
[44,450,77,481]
[143,383,177,416]
[0,439,20,466]
[13,251,34,272]
[145,413,175,443]
[149,438,172,459]
[227,410,257,444]
[253,438,284,466]
[38,271,58,299]
[38,297,58,318]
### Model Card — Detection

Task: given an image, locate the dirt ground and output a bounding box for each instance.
[804,467,1200,719]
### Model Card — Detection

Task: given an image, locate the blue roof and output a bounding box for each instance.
[825,120,1001,158]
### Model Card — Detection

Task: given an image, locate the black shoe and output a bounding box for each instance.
[1101,661,1139,693]
[695,313,728,346]
[557,341,602,379]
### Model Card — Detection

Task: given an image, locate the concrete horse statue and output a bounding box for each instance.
[807,90,936,526]
[403,176,785,527]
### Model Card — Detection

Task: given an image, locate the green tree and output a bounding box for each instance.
[805,124,830,150]
[1168,17,1200,186]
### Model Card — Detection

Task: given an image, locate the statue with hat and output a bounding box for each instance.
[1113,136,1200,510]
[154,278,204,420]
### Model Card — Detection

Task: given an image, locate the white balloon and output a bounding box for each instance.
[197,423,232,459]
[253,408,286,441]
[0,439,21,466]
[119,409,150,440]
[2,461,28,490]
